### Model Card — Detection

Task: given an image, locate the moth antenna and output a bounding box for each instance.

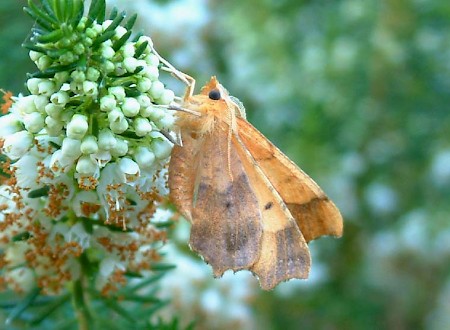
[150,46,196,99]
[167,105,202,117]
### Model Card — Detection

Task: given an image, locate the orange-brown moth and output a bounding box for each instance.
[168,77,343,290]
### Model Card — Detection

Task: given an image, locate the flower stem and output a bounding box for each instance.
[72,258,93,330]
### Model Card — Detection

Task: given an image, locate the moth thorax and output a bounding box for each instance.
[176,111,215,136]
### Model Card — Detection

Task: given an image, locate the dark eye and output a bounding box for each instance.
[208,89,221,100]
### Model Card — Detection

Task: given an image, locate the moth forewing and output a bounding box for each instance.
[232,134,311,290]
[185,122,264,276]
[236,117,343,242]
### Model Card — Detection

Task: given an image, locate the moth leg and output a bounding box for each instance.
[150,46,196,98]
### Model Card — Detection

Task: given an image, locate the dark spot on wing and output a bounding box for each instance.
[264,202,273,210]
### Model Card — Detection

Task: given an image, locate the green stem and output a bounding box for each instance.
[72,257,93,330]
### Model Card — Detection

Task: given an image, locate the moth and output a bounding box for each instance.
[168,77,343,290]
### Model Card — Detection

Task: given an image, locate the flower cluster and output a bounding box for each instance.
[0,1,179,295]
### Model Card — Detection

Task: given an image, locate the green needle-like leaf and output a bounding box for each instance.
[87,0,105,26]
[135,41,148,58]
[124,13,138,31]
[112,30,132,51]
[41,0,57,20]
[28,0,59,26]
[51,0,65,22]
[150,263,176,271]
[5,288,41,325]
[109,6,118,20]
[92,30,116,47]
[70,0,84,28]
[30,294,71,326]
[127,273,165,293]
[23,7,53,32]
[103,299,136,323]
[36,28,64,43]
[103,11,126,34]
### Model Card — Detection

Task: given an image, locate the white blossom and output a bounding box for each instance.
[2,130,34,160]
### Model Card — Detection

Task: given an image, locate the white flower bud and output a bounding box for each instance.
[23,112,45,133]
[147,106,165,121]
[61,137,82,158]
[118,157,140,179]
[102,20,113,30]
[80,135,99,154]
[86,67,100,81]
[3,130,34,160]
[134,117,152,137]
[45,103,63,119]
[27,78,42,94]
[50,91,69,106]
[29,50,42,62]
[83,81,98,96]
[136,95,151,108]
[14,95,37,114]
[70,81,83,94]
[157,112,175,129]
[100,95,117,112]
[76,155,98,175]
[60,51,76,64]
[67,114,88,139]
[110,117,129,134]
[122,42,135,57]
[114,62,126,76]
[144,66,159,81]
[149,81,164,100]
[123,57,138,72]
[45,116,64,136]
[122,98,140,117]
[37,55,52,71]
[71,70,86,83]
[101,45,115,59]
[111,139,128,157]
[38,80,56,96]
[151,138,172,160]
[98,129,116,150]
[108,108,124,123]
[74,42,86,55]
[145,53,159,66]
[140,104,158,118]
[158,89,175,105]
[54,71,70,84]
[115,26,128,39]
[33,95,49,111]
[134,147,155,169]
[137,78,152,92]
[102,60,115,73]
[109,86,126,101]
[0,113,22,138]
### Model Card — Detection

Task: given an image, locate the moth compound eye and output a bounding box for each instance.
[208,89,221,100]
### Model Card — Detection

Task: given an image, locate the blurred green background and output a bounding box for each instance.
[2,0,450,329]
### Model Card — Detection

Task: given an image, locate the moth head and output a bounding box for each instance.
[198,76,246,119]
